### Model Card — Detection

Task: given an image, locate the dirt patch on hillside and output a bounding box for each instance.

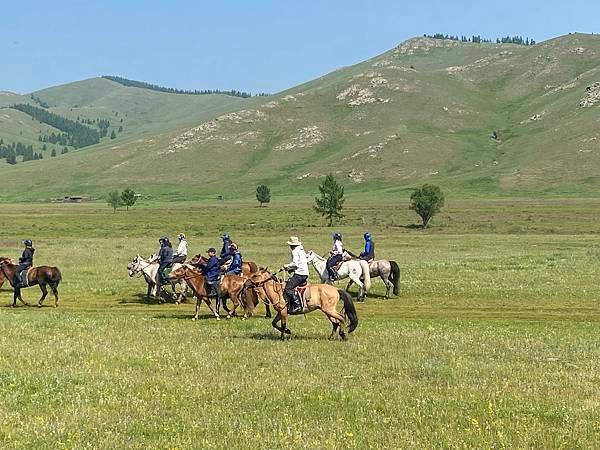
[337,84,390,106]
[579,82,600,107]
[275,126,324,151]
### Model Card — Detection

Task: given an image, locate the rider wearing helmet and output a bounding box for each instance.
[220,233,233,261]
[283,236,309,314]
[225,242,243,276]
[157,236,173,286]
[199,247,225,317]
[360,232,375,261]
[172,233,188,264]
[326,232,344,282]
[14,239,35,287]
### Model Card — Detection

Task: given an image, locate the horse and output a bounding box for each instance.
[0,257,15,290]
[188,254,270,318]
[0,258,62,307]
[246,269,358,340]
[168,265,247,320]
[346,259,401,298]
[127,255,189,304]
[305,250,371,301]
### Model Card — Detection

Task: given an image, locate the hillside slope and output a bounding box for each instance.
[0,34,599,201]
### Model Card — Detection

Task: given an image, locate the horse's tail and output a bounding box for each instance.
[50,267,62,287]
[390,261,400,296]
[358,260,371,292]
[339,289,358,333]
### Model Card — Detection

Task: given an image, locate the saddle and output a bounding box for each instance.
[17,269,31,288]
[291,283,311,313]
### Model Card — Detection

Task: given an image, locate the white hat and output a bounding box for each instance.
[286,236,302,246]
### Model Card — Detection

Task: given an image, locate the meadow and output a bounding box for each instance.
[0,198,599,448]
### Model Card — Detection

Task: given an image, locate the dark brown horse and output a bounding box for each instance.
[188,254,269,318]
[0,258,62,307]
[169,266,249,320]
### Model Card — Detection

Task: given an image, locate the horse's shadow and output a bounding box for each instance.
[153,313,215,321]
[118,293,181,305]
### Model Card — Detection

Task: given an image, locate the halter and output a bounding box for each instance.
[248,275,284,308]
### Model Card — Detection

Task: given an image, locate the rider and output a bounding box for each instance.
[220,233,233,261]
[172,233,188,264]
[225,242,243,276]
[326,232,344,282]
[199,247,225,316]
[157,236,173,286]
[359,232,375,261]
[14,239,35,287]
[282,236,309,314]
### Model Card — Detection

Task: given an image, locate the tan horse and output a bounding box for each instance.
[0,258,62,307]
[246,270,358,340]
[169,265,248,320]
[0,257,15,290]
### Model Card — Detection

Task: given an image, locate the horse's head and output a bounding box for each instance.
[189,254,206,266]
[169,265,189,280]
[305,250,316,261]
[128,254,144,277]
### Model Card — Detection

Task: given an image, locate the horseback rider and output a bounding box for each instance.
[326,232,344,282]
[157,236,173,286]
[359,232,375,261]
[225,242,243,276]
[282,236,309,314]
[172,233,188,264]
[220,233,233,260]
[198,247,225,317]
[14,239,35,287]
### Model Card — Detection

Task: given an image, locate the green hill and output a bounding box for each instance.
[1,33,600,201]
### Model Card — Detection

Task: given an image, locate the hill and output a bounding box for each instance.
[0,33,599,201]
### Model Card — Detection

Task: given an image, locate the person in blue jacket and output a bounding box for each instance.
[14,239,35,287]
[220,234,233,260]
[199,247,226,317]
[157,236,173,286]
[360,232,375,261]
[225,242,243,276]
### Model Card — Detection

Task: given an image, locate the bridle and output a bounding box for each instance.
[246,273,284,308]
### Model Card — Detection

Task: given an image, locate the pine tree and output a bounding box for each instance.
[51,148,56,157]
[314,173,345,226]
[110,130,117,139]
[255,184,271,207]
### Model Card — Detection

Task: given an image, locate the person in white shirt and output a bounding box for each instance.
[326,232,344,281]
[172,233,188,264]
[282,236,309,314]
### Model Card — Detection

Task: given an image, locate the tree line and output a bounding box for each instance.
[425,33,536,45]
[102,75,269,98]
[11,104,100,148]
[0,139,44,164]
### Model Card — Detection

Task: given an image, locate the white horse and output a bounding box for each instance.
[127,254,189,304]
[305,250,371,301]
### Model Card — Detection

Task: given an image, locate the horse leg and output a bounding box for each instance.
[146,283,152,303]
[271,311,283,334]
[323,309,346,340]
[346,279,354,293]
[192,296,202,321]
[383,274,391,299]
[12,288,18,307]
[16,287,28,306]
[38,283,48,307]
[351,274,365,302]
[227,291,240,319]
[264,302,272,319]
[51,284,59,308]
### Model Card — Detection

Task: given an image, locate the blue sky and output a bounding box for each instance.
[2,0,598,94]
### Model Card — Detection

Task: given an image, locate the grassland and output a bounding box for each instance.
[0,198,599,448]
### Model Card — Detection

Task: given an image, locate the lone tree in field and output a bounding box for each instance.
[256,184,271,207]
[409,184,445,228]
[314,173,345,226]
[121,188,137,211]
[107,190,122,213]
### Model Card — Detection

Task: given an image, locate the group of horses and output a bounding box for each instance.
[127,250,401,340]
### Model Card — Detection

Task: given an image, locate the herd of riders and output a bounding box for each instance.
[7,231,376,313]
[150,231,375,314]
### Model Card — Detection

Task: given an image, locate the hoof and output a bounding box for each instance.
[226,315,232,320]
[191,317,197,321]
[284,328,292,335]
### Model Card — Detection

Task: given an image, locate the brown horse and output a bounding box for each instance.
[169,265,248,320]
[246,270,358,340]
[0,257,15,290]
[0,258,62,307]
[188,254,269,318]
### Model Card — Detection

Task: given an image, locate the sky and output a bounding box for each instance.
[2,0,599,95]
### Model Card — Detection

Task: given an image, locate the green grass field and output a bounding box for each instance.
[0,199,599,448]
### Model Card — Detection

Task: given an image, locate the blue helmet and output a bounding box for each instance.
[222,233,230,241]
[364,232,372,240]
[333,232,342,240]
[23,239,33,247]
[159,236,168,244]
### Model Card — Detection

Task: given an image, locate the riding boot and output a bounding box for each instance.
[215,294,222,317]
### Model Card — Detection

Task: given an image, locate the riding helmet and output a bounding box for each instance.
[23,239,33,247]
[159,236,168,244]
[333,232,342,240]
[178,233,186,240]
[364,232,372,240]
[222,233,230,241]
